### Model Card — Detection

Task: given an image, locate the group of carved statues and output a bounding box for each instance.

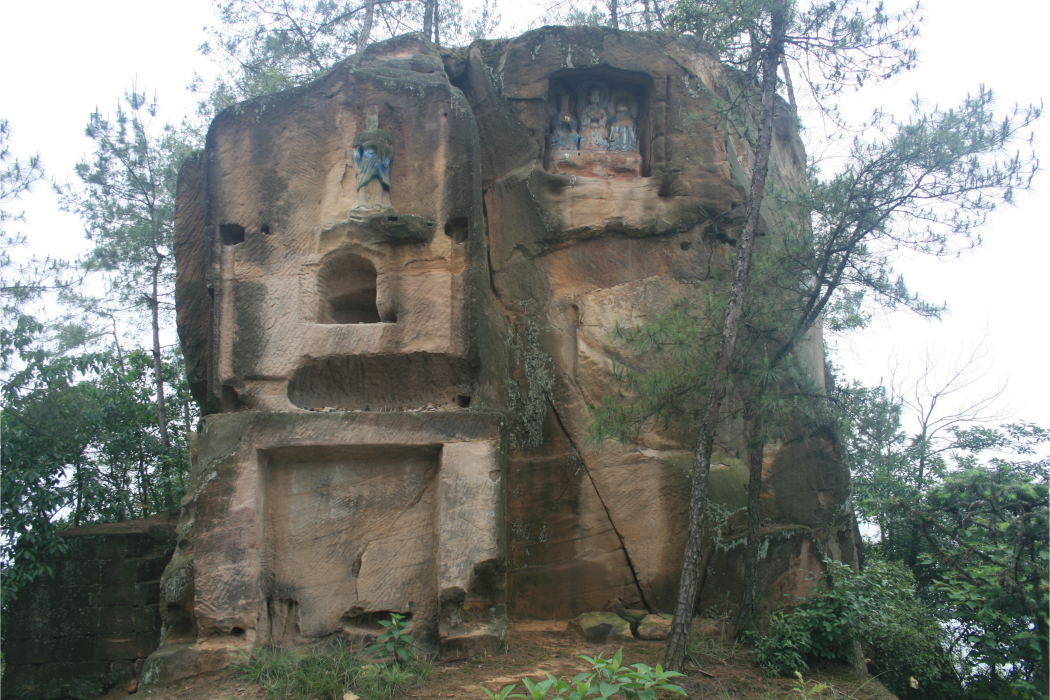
[550,85,639,153]
[349,84,642,212]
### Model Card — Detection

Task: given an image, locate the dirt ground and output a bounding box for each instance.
[101,620,897,700]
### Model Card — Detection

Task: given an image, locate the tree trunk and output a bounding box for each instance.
[781,61,797,115]
[110,316,125,372]
[359,0,375,49]
[1032,551,1049,685]
[736,410,765,635]
[74,461,83,527]
[150,260,170,457]
[664,1,787,673]
[652,0,665,30]
[433,0,440,46]
[423,0,434,42]
[609,0,619,29]
[906,448,927,569]
[642,0,652,30]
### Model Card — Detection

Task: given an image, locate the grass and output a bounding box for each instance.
[241,639,433,700]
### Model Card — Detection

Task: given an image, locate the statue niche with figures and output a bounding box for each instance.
[547,77,644,178]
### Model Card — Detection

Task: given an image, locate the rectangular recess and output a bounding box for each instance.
[260,444,441,638]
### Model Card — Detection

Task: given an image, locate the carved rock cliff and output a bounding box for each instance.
[149,26,858,684]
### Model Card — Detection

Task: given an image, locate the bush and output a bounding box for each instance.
[752,609,812,678]
[859,560,963,700]
[750,557,959,699]
[366,612,415,663]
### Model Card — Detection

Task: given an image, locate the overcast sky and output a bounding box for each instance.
[1,0,1047,438]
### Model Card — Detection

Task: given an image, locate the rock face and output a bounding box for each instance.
[150,26,859,681]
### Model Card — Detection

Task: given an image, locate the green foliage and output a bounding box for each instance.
[752,608,811,678]
[594,85,1039,458]
[60,88,189,331]
[482,649,686,699]
[242,640,432,700]
[197,0,500,112]
[667,0,919,100]
[0,120,77,323]
[1,317,191,605]
[750,558,953,695]
[833,377,923,563]
[912,425,1049,699]
[365,612,416,663]
[855,560,962,700]
[837,360,1048,698]
[786,672,830,699]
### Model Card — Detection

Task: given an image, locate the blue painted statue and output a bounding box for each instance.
[550,93,580,150]
[351,114,394,211]
[607,99,638,153]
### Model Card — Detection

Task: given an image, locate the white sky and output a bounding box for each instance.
[1,0,1048,438]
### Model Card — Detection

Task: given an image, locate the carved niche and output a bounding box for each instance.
[544,69,653,178]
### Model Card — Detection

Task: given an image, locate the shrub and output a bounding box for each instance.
[752,609,812,677]
[750,556,958,698]
[858,560,963,700]
[366,612,415,663]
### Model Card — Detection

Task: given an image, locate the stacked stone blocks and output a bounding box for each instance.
[2,514,177,700]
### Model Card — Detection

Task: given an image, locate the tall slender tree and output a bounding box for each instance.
[663,1,789,671]
[60,90,191,456]
[580,0,1041,670]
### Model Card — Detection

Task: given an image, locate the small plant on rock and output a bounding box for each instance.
[366,612,415,664]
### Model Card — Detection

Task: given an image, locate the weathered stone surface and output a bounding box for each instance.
[635,614,673,641]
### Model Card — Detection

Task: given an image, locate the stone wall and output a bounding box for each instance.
[2,512,178,700]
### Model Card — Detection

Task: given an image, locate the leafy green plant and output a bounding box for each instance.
[911,426,1049,700]
[787,672,830,699]
[749,557,955,685]
[857,560,962,700]
[483,684,522,700]
[481,649,685,699]
[242,640,431,700]
[751,609,811,677]
[366,612,415,663]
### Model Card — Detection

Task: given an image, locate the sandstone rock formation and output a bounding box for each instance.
[148,26,859,682]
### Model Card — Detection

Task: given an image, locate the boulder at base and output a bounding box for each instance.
[569,612,634,643]
[635,614,673,641]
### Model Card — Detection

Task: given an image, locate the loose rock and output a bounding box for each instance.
[569,612,634,644]
[635,614,673,641]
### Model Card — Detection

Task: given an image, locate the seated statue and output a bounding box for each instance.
[351,114,394,211]
[578,87,609,151]
[550,93,580,151]
[607,99,638,153]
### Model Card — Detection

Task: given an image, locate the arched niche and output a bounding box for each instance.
[317,251,384,324]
